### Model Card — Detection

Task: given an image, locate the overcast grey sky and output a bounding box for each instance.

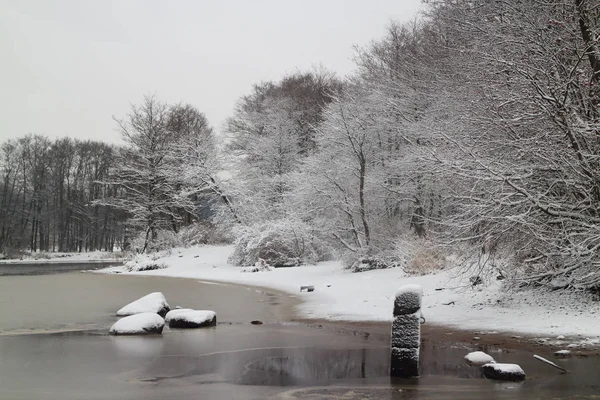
[1,0,422,143]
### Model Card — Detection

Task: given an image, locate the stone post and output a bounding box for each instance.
[390,284,422,377]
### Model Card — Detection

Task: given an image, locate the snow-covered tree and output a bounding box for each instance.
[102,96,217,252]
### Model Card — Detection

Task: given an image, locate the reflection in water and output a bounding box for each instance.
[239,348,387,386]
[111,335,165,357]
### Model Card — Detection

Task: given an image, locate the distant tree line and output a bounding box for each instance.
[0,135,126,254]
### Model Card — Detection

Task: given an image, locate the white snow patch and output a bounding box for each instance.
[116,292,170,316]
[167,310,216,325]
[109,313,164,335]
[96,245,600,341]
[554,350,571,356]
[164,308,194,322]
[483,363,524,375]
[465,351,496,366]
[396,284,423,297]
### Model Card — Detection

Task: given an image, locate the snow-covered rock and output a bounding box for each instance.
[116,292,170,317]
[167,309,217,328]
[481,363,525,381]
[464,351,496,366]
[164,308,194,323]
[554,350,571,358]
[109,313,165,335]
[394,284,423,316]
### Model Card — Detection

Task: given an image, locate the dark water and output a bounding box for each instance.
[0,265,598,400]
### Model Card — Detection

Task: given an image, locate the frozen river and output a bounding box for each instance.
[0,264,598,399]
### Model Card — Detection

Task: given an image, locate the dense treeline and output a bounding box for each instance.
[225,0,600,290]
[0,135,126,254]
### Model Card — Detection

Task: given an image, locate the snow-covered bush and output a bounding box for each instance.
[129,229,182,253]
[343,251,402,272]
[394,237,447,275]
[241,259,274,273]
[129,222,233,254]
[178,222,232,246]
[29,251,51,260]
[229,218,332,267]
[124,254,168,272]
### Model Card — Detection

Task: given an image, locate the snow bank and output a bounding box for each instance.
[97,245,600,341]
[116,292,170,317]
[464,351,495,366]
[109,313,165,335]
[166,309,217,328]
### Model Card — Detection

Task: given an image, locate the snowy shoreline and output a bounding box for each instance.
[98,245,600,348]
[0,251,124,265]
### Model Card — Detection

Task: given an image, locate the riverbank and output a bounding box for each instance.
[98,245,600,350]
[0,250,124,264]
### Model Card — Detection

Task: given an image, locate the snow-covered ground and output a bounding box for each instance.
[0,251,124,264]
[99,245,600,344]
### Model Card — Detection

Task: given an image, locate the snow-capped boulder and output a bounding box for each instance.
[481,363,525,381]
[116,292,170,317]
[554,350,571,358]
[167,310,217,328]
[464,351,496,366]
[109,313,165,335]
[393,284,423,316]
[164,308,194,323]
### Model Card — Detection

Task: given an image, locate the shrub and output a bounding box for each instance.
[229,218,332,267]
[343,251,402,272]
[124,254,168,272]
[394,237,447,275]
[178,222,233,246]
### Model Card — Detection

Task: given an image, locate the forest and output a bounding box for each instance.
[1,0,599,291]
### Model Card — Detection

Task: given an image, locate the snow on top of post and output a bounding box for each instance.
[394,284,423,316]
[395,284,423,298]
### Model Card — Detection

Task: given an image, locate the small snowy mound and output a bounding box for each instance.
[167,310,217,329]
[109,313,165,335]
[117,292,170,317]
[394,284,423,315]
[164,308,195,323]
[554,350,571,358]
[481,363,525,381]
[464,351,496,366]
